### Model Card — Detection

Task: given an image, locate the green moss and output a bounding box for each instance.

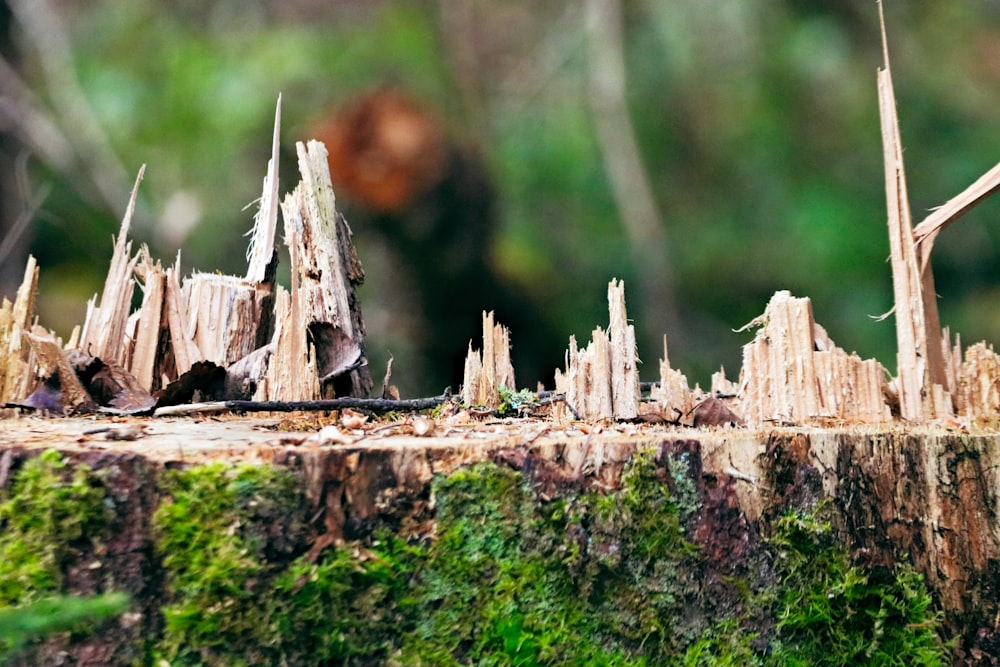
[0,449,117,658]
[398,449,702,665]
[0,450,111,607]
[152,461,418,665]
[682,619,762,667]
[496,386,536,416]
[0,447,955,666]
[680,501,951,667]
[264,536,421,664]
[0,593,129,654]
[766,503,949,666]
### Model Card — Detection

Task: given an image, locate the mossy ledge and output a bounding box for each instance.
[0,427,996,665]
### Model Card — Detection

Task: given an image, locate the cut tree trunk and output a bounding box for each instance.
[0,419,997,664]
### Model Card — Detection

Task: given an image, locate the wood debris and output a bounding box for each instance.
[954,342,1000,421]
[737,291,891,425]
[4,18,1000,429]
[648,335,695,421]
[873,2,1000,422]
[277,139,372,399]
[554,279,639,420]
[462,310,515,409]
[876,6,950,421]
[1,96,374,415]
[78,166,144,369]
[0,256,37,409]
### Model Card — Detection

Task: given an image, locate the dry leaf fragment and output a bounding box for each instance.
[689,397,744,428]
[310,424,354,446]
[340,408,369,430]
[411,415,436,437]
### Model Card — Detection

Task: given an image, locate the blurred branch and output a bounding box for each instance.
[7,0,132,215]
[494,3,582,118]
[0,153,49,267]
[0,53,77,173]
[437,0,487,133]
[583,0,680,346]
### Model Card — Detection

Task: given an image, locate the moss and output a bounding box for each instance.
[496,386,536,416]
[0,449,116,658]
[765,502,949,666]
[398,449,703,665]
[152,461,418,665]
[0,447,952,665]
[682,619,762,667]
[263,535,421,664]
[0,593,129,654]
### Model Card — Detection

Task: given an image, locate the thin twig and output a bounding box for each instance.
[0,157,49,267]
[151,394,452,418]
[8,0,132,214]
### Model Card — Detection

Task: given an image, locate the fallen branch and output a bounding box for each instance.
[149,394,453,417]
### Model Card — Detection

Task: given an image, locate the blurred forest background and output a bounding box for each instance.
[1,0,999,397]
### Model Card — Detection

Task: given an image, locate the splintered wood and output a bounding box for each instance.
[277,140,372,399]
[874,2,1000,422]
[0,257,37,406]
[877,10,949,421]
[648,336,695,421]
[462,311,515,408]
[78,166,144,368]
[554,279,639,420]
[5,20,1000,429]
[737,291,891,425]
[1,96,373,415]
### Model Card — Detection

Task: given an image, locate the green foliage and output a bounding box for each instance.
[767,503,949,666]
[0,593,129,655]
[0,450,123,660]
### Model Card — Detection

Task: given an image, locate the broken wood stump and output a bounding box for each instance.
[737,291,892,425]
[554,279,639,421]
[462,310,515,409]
[0,418,996,664]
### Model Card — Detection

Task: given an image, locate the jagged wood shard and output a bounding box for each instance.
[179,272,274,368]
[130,248,165,391]
[0,256,38,408]
[649,335,696,422]
[245,94,282,284]
[164,256,201,377]
[462,310,515,408]
[554,279,639,420]
[913,161,1000,273]
[737,291,892,425]
[877,3,951,421]
[607,279,639,419]
[79,165,143,367]
[276,140,372,399]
